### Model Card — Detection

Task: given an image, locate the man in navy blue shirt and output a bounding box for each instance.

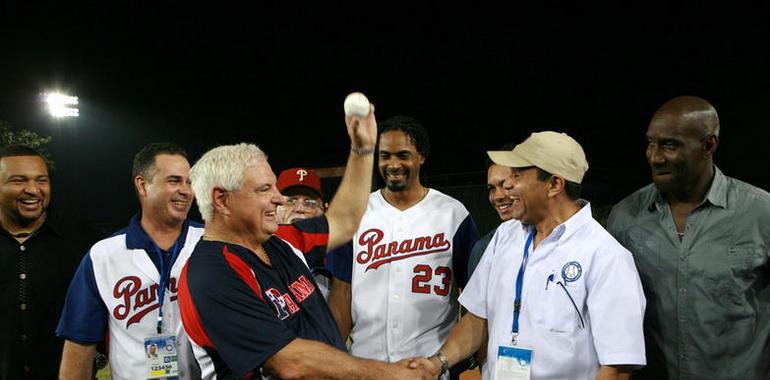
[180,103,434,379]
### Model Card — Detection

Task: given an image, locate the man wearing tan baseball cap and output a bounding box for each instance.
[487,131,589,184]
[414,131,647,380]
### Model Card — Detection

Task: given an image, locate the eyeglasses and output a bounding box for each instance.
[284,196,323,209]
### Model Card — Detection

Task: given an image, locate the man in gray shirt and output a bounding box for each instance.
[608,95,770,380]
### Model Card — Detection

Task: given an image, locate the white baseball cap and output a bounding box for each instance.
[487,131,589,184]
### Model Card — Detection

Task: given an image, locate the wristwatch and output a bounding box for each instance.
[432,350,449,376]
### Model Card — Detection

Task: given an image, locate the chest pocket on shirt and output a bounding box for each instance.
[701,245,763,355]
[706,245,764,299]
[532,267,586,336]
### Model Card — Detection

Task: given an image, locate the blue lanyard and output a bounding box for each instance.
[152,239,181,334]
[511,230,536,344]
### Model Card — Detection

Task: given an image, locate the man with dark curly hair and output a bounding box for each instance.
[328,115,479,379]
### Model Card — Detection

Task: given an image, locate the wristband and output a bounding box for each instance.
[350,146,375,156]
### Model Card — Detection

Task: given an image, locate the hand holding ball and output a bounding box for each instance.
[343,92,376,155]
[344,92,370,118]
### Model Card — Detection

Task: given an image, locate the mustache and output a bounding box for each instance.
[385,168,408,175]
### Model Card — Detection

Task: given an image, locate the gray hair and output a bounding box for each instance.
[190,143,268,222]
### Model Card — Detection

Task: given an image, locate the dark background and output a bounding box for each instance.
[1,3,769,236]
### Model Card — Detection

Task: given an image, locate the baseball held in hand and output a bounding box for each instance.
[344,92,370,118]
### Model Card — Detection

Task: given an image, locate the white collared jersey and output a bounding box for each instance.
[57,218,204,380]
[349,189,478,361]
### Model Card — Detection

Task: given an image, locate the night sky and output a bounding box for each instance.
[2,3,769,233]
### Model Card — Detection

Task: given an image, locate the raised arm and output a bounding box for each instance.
[325,103,377,250]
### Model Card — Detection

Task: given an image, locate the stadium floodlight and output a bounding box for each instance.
[43,92,79,118]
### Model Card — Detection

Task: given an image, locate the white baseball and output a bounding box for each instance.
[344,92,370,118]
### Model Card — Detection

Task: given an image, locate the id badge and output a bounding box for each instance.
[494,345,532,380]
[144,335,179,379]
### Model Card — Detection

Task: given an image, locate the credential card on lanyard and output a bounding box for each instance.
[145,335,179,379]
[495,345,532,380]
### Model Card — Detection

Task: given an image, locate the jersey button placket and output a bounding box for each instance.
[391,217,408,361]
[390,263,408,362]
[386,237,397,361]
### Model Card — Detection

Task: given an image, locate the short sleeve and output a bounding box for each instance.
[276,216,330,269]
[56,251,108,344]
[180,247,296,378]
[459,229,498,320]
[452,215,480,288]
[325,242,353,283]
[586,244,647,366]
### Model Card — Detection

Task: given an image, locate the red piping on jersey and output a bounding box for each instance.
[178,262,214,348]
[223,245,265,302]
[275,225,328,254]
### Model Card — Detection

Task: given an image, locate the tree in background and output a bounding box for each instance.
[0,119,54,168]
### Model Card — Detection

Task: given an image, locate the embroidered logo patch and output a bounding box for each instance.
[561,261,582,282]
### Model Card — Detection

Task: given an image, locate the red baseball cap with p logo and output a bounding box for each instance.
[277,167,323,197]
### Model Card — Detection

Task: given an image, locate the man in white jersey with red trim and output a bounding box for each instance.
[57,143,203,379]
[410,131,646,380]
[328,116,479,378]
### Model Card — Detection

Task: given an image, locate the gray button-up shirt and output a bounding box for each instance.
[608,167,770,380]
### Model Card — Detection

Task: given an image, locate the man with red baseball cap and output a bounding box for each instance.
[277,167,325,224]
[276,167,347,299]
